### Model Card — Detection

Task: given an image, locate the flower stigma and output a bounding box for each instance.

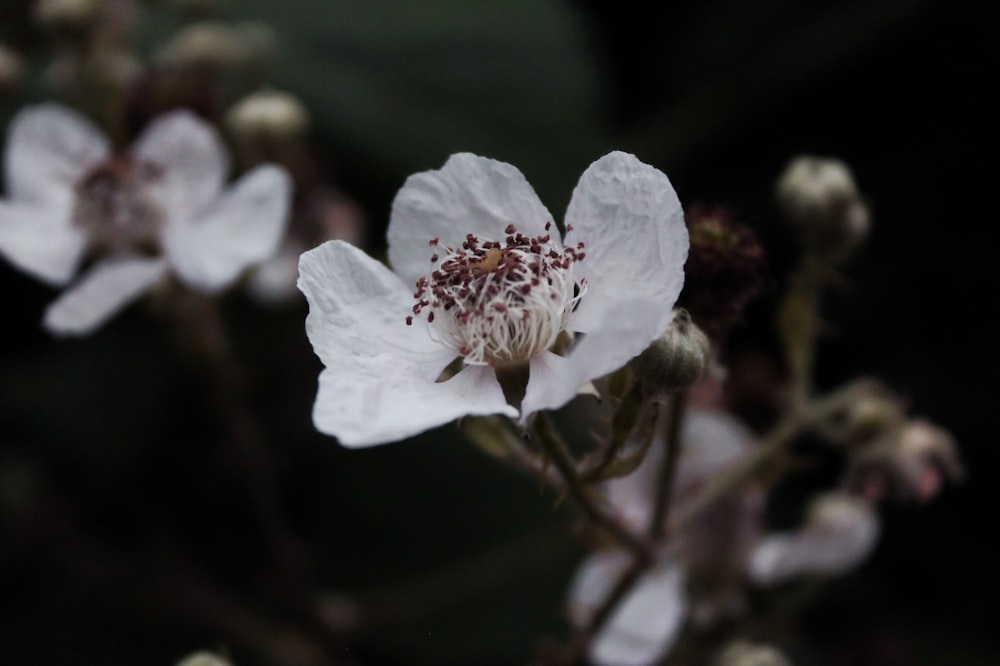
[407,223,587,367]
[73,156,165,255]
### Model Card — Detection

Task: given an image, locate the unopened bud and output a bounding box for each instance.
[176,652,230,666]
[776,155,869,256]
[848,418,963,503]
[35,0,102,35]
[156,22,253,69]
[633,309,710,394]
[0,43,25,93]
[836,391,906,445]
[715,641,792,666]
[227,89,310,143]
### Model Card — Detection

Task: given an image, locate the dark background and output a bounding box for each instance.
[1,0,996,664]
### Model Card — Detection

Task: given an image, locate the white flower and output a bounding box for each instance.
[0,103,292,335]
[298,151,687,447]
[567,407,760,666]
[568,550,687,666]
[748,491,879,586]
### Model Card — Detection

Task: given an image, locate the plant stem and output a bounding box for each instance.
[535,413,656,566]
[649,391,687,539]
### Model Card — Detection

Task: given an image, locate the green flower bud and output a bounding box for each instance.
[632,308,710,394]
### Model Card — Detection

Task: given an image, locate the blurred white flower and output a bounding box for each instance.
[567,407,760,666]
[568,550,687,666]
[748,491,879,586]
[298,151,687,447]
[0,103,291,335]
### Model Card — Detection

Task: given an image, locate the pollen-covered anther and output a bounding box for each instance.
[406,224,586,366]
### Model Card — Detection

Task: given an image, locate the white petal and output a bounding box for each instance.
[298,240,516,447]
[164,165,291,292]
[4,103,109,208]
[564,151,688,337]
[134,110,229,221]
[677,408,754,483]
[520,299,665,421]
[314,363,516,448]
[569,551,687,666]
[748,494,879,585]
[43,257,169,336]
[0,201,87,285]
[387,153,555,286]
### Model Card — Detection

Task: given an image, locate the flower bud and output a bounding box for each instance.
[715,641,792,666]
[227,89,311,143]
[34,0,102,35]
[0,43,24,93]
[847,418,963,503]
[632,309,710,394]
[155,22,253,69]
[776,155,870,256]
[176,652,230,666]
[834,390,906,446]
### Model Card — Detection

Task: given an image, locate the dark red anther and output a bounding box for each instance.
[406,316,413,325]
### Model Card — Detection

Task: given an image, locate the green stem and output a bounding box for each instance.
[649,391,687,539]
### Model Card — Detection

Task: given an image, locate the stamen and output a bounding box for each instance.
[407,224,586,366]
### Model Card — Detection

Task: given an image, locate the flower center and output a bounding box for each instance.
[407,223,586,366]
[73,157,164,256]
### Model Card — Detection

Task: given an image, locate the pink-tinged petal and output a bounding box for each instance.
[133,110,229,221]
[569,551,687,666]
[748,493,879,586]
[0,201,86,285]
[520,299,664,421]
[164,165,291,292]
[298,240,516,447]
[387,153,554,286]
[564,151,687,338]
[4,104,109,208]
[43,257,169,336]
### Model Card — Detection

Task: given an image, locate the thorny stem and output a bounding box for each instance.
[555,379,876,664]
[535,413,656,566]
[649,391,687,539]
[557,393,685,665]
